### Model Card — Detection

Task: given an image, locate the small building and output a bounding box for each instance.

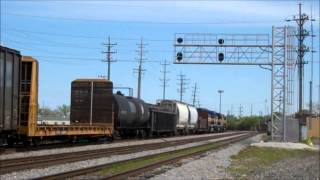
[307,116,320,138]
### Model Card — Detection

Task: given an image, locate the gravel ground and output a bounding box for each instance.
[148,134,263,180]
[247,153,320,179]
[0,133,245,180]
[0,131,239,160]
[251,142,318,150]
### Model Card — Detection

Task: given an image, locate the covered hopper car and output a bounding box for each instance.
[157,100,198,135]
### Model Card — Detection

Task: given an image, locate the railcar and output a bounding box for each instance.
[113,93,150,137]
[1,45,227,146]
[149,104,176,136]
[196,108,210,133]
[1,47,114,146]
[70,79,113,125]
[0,46,21,143]
[187,105,198,133]
[157,100,196,135]
[208,112,225,133]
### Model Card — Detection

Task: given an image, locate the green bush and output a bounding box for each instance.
[227,116,265,131]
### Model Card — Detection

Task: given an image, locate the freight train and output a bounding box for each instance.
[0,45,226,146]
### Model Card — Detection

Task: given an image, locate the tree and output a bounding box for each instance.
[38,106,56,116]
[57,104,70,118]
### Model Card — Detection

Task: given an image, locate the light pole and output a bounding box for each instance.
[218,90,224,114]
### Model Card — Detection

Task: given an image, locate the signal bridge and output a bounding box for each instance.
[173,26,297,142]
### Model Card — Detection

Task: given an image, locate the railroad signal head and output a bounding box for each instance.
[218,39,224,45]
[177,37,183,44]
[177,52,183,61]
[218,53,224,62]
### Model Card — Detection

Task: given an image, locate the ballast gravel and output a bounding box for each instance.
[0,131,239,160]
[150,134,263,180]
[0,133,246,180]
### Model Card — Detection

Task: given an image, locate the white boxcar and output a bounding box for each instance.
[187,105,198,130]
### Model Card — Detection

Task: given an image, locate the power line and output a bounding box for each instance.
[1,28,172,42]
[286,3,314,114]
[3,37,102,50]
[192,82,199,107]
[160,59,170,100]
[134,37,147,99]
[2,36,173,52]
[3,12,282,25]
[102,36,117,80]
[309,5,316,114]
[177,72,189,102]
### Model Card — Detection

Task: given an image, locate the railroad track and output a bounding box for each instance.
[39,132,255,180]
[0,132,245,175]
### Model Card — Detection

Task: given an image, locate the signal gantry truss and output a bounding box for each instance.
[173,26,296,141]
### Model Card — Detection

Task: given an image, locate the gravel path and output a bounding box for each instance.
[0,133,246,180]
[251,142,318,150]
[148,134,263,180]
[248,153,320,179]
[0,131,239,160]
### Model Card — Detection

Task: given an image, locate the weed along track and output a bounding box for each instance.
[39,132,255,180]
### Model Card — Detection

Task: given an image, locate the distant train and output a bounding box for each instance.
[70,79,226,138]
[0,45,225,146]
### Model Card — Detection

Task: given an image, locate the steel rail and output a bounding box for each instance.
[37,132,255,180]
[0,132,245,174]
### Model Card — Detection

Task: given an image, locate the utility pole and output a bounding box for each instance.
[309,5,316,114]
[192,83,199,106]
[286,3,313,114]
[231,105,233,116]
[177,72,188,102]
[239,104,243,118]
[135,37,147,99]
[218,90,224,114]
[160,59,170,100]
[102,36,117,80]
[250,104,253,117]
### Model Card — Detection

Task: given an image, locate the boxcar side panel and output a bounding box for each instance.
[197,109,209,130]
[0,46,21,132]
[152,110,176,132]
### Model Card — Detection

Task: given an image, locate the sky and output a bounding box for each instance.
[1,0,319,116]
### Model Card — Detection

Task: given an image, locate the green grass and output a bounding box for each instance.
[100,139,234,176]
[227,146,318,177]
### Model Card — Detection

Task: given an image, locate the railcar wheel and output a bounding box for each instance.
[32,138,40,147]
[7,136,14,147]
[23,138,30,146]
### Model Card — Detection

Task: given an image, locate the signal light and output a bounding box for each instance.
[218,39,224,45]
[218,53,224,62]
[177,52,183,61]
[177,37,183,44]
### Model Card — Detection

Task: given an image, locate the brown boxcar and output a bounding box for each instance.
[196,108,209,132]
[70,79,113,125]
[0,46,21,133]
